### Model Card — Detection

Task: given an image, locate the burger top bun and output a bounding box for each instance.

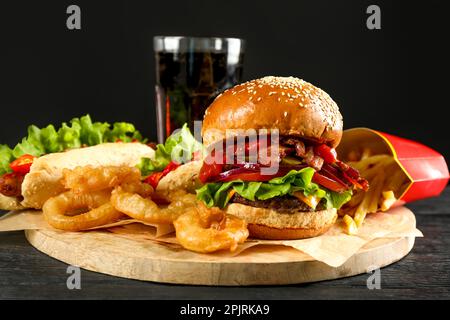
[202,76,343,148]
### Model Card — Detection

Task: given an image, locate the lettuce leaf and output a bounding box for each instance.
[0,145,14,175]
[196,182,234,208]
[25,125,46,155]
[1,114,146,175]
[40,125,63,153]
[137,123,203,175]
[323,189,353,210]
[106,122,142,142]
[73,115,109,146]
[58,122,82,150]
[12,138,41,159]
[196,168,352,210]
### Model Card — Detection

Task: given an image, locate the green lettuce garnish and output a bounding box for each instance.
[0,145,14,175]
[40,125,63,153]
[137,123,203,176]
[196,168,352,210]
[0,114,146,176]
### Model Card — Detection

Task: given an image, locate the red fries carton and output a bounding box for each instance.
[337,128,449,206]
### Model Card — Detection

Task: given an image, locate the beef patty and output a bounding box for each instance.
[231,194,324,213]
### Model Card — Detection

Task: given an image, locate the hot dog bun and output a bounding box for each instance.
[0,143,155,211]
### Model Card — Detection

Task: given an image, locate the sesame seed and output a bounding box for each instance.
[239,76,341,129]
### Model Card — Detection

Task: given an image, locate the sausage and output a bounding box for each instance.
[147,142,158,150]
[0,172,24,197]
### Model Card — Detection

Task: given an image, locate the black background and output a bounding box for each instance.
[0,1,448,159]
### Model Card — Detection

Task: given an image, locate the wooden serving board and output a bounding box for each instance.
[26,229,414,286]
[24,207,417,286]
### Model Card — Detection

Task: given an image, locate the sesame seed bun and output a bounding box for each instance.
[202,76,343,148]
[225,203,337,240]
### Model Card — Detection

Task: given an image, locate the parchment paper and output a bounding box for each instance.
[0,210,174,237]
[0,206,422,267]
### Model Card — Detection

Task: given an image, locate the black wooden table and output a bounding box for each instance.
[1,188,449,300]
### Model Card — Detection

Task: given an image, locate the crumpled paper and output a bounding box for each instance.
[0,210,174,237]
[106,206,422,266]
[0,206,422,267]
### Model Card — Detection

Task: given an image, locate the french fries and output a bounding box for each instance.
[339,148,410,233]
[343,215,358,235]
[381,191,396,211]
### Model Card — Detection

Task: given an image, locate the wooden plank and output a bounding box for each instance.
[0,213,449,298]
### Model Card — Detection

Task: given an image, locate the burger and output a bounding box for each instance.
[196,76,368,240]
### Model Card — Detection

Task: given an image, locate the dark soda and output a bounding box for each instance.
[155,51,244,142]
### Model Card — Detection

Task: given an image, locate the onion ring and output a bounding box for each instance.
[43,190,124,231]
[173,204,249,253]
[63,165,141,193]
[110,186,197,224]
[119,181,154,197]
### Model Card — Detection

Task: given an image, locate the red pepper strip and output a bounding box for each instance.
[359,179,369,191]
[9,154,35,175]
[144,172,165,189]
[314,144,337,164]
[333,160,369,191]
[144,161,181,189]
[162,161,181,175]
[312,172,349,193]
[214,167,290,182]
[335,160,357,178]
[320,164,352,188]
[341,171,365,191]
[199,150,225,183]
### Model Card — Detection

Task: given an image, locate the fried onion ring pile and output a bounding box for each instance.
[43,165,143,231]
[173,203,249,253]
[42,164,250,253]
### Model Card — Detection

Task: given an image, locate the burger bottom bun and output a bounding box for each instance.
[225,203,337,240]
[246,222,335,240]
